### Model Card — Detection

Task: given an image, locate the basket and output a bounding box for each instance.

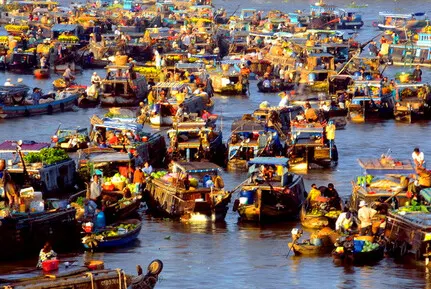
[115,55,128,66]
[42,259,59,272]
[112,181,126,191]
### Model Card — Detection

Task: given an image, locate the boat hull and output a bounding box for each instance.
[0,95,77,119]
[288,243,333,256]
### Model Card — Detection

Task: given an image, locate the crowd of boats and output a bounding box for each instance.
[2,0,431,286]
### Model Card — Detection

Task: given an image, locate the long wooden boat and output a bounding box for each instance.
[144,161,232,221]
[234,157,307,222]
[299,203,330,229]
[0,208,80,261]
[0,260,163,289]
[0,85,78,119]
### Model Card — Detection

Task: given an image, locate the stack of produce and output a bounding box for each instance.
[398,200,429,213]
[82,222,139,248]
[23,148,70,165]
[324,210,342,219]
[103,173,128,191]
[133,66,161,80]
[58,35,80,43]
[4,24,29,33]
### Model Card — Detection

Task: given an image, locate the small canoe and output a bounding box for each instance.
[288,242,333,256]
[33,68,50,79]
[82,219,142,250]
[332,246,385,265]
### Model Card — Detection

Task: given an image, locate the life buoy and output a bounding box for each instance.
[60,103,65,112]
[47,104,53,114]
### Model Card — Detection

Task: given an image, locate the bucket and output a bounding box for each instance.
[42,259,59,272]
[82,222,94,233]
[239,197,248,205]
[87,260,104,270]
[141,136,148,142]
[239,191,254,204]
[95,212,106,229]
[353,240,365,253]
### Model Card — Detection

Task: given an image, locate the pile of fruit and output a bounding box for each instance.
[4,25,29,32]
[150,171,168,179]
[361,241,379,252]
[133,66,161,80]
[309,208,324,216]
[99,223,139,238]
[103,173,129,191]
[398,200,429,213]
[325,210,342,219]
[58,35,80,43]
[24,148,69,165]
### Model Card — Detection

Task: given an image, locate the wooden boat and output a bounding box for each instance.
[100,63,148,107]
[82,219,142,250]
[234,157,307,222]
[209,60,248,95]
[0,208,80,261]
[376,12,428,32]
[288,241,333,256]
[7,52,38,72]
[299,203,330,229]
[167,117,226,166]
[289,122,338,171]
[257,79,295,93]
[347,80,396,122]
[149,82,213,126]
[332,245,385,265]
[144,161,232,221]
[394,83,431,122]
[89,115,167,167]
[52,127,90,152]
[385,206,431,260]
[307,1,364,30]
[33,68,50,79]
[0,259,163,289]
[0,85,78,119]
[349,157,414,210]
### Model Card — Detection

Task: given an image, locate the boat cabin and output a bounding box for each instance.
[8,52,37,71]
[0,140,76,195]
[252,106,303,136]
[377,12,428,31]
[50,24,83,40]
[394,83,431,122]
[0,85,29,107]
[52,127,90,151]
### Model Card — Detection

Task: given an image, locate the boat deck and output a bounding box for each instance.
[357,158,415,175]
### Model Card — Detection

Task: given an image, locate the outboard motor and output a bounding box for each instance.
[128,260,163,289]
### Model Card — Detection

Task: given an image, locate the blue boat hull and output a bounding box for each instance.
[98,227,142,248]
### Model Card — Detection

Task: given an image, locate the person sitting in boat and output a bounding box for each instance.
[132,151,144,168]
[84,198,98,219]
[408,167,431,198]
[306,183,322,209]
[304,102,318,122]
[63,65,75,86]
[107,131,119,146]
[323,183,341,209]
[412,65,423,82]
[319,101,330,111]
[335,207,355,234]
[91,72,101,87]
[212,173,225,191]
[30,88,42,105]
[175,103,185,122]
[36,242,57,269]
[4,78,13,86]
[262,76,271,89]
[40,55,47,69]
[358,201,377,236]
[143,162,153,176]
[278,91,290,107]
[412,147,425,169]
[261,165,274,181]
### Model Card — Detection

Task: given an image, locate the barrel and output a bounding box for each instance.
[0,159,5,171]
[95,211,106,229]
[239,190,254,205]
[308,73,316,82]
[276,165,283,176]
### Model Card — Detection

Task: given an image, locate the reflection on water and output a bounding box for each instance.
[1,0,431,287]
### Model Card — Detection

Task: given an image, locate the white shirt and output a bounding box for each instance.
[183,35,191,46]
[412,152,425,165]
[4,81,13,86]
[278,96,289,107]
[63,68,72,78]
[358,206,376,227]
[91,75,101,83]
[114,29,121,36]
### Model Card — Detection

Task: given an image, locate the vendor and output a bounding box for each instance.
[323,183,341,209]
[335,207,355,233]
[133,151,144,168]
[358,200,376,236]
[212,173,224,190]
[306,183,321,209]
[133,166,145,193]
[90,174,102,203]
[143,161,153,176]
[36,242,57,269]
[304,102,318,122]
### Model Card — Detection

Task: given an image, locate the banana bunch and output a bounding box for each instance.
[82,234,104,249]
[5,24,29,32]
[325,210,342,219]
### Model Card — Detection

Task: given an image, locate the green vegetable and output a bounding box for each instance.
[76,197,85,207]
[23,148,69,165]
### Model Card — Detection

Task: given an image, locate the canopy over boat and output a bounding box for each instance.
[89,152,131,163]
[248,157,289,167]
[174,161,221,173]
[357,158,415,175]
[0,140,50,153]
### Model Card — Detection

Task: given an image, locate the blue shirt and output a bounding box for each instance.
[143,165,153,175]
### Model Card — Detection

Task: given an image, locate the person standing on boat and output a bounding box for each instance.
[412,65,423,82]
[91,72,101,87]
[357,200,376,236]
[335,207,355,234]
[36,242,57,269]
[63,65,75,86]
[90,174,102,204]
[278,91,290,107]
[132,151,144,168]
[326,121,336,154]
[31,87,42,105]
[412,147,425,168]
[133,166,145,194]
[40,55,47,69]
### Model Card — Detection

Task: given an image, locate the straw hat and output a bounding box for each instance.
[359,200,367,207]
[17,78,23,83]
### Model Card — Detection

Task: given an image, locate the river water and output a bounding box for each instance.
[1,0,431,288]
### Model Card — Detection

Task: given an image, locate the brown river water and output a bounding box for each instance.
[1,0,431,287]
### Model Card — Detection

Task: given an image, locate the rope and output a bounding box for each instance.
[85,272,95,289]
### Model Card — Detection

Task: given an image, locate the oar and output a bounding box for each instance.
[383,187,404,204]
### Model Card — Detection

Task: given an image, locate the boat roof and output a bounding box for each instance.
[153,82,186,89]
[175,63,205,70]
[89,152,130,163]
[51,24,80,32]
[0,140,50,153]
[357,158,415,175]
[174,161,220,173]
[248,157,289,167]
[231,119,265,132]
[94,118,142,131]
[378,12,413,18]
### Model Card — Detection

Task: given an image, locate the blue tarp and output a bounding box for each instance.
[248,157,289,167]
[51,24,79,32]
